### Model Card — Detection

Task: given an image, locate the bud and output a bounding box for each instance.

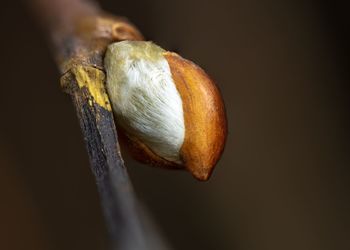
[104,41,227,180]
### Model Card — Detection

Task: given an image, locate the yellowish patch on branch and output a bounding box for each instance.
[72,65,112,111]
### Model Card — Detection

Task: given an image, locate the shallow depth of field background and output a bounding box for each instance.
[0,0,349,249]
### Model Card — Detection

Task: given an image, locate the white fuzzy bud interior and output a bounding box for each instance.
[104,41,185,163]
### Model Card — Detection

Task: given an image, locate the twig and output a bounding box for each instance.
[29,0,167,249]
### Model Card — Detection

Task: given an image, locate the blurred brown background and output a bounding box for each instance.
[0,0,349,249]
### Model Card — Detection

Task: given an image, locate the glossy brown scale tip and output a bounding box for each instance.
[164,52,227,181]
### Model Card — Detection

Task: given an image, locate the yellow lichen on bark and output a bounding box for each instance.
[71,65,112,111]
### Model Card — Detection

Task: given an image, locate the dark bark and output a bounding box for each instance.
[30,1,166,249]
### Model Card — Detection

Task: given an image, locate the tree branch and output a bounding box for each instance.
[30,0,166,249]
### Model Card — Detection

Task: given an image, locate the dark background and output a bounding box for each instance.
[0,0,349,249]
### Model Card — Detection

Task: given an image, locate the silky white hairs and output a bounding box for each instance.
[104,41,185,163]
